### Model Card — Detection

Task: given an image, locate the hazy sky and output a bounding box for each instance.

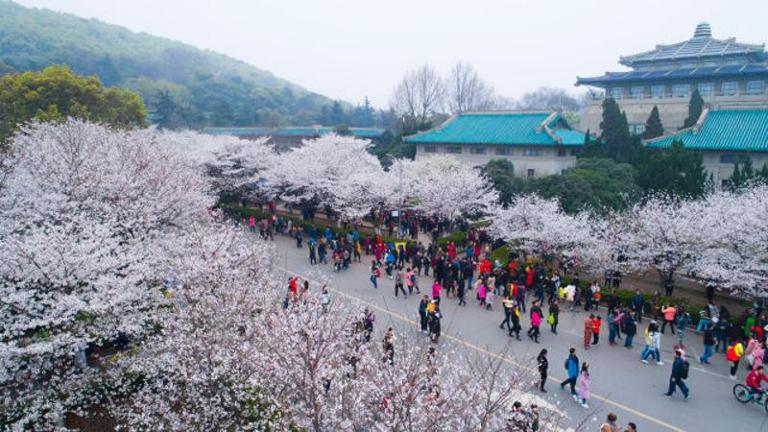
[16,0,768,108]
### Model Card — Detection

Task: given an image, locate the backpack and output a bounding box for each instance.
[680,360,690,379]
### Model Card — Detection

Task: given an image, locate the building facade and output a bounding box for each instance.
[204,126,387,151]
[406,112,585,178]
[645,109,768,188]
[577,23,768,134]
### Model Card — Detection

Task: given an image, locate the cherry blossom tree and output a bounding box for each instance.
[404,155,498,221]
[0,120,212,429]
[109,221,287,431]
[695,186,768,299]
[619,195,706,290]
[265,133,387,220]
[160,130,276,201]
[489,194,591,259]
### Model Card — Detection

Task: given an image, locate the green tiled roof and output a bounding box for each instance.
[204,126,386,138]
[645,110,768,152]
[404,112,585,147]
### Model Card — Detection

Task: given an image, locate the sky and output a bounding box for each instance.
[15,0,768,108]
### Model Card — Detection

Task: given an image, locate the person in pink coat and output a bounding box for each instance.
[576,362,591,409]
[751,340,766,370]
[477,282,487,307]
[432,280,442,305]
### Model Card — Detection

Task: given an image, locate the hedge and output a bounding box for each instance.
[557,275,706,324]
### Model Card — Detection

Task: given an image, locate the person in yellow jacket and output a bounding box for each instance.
[728,337,745,379]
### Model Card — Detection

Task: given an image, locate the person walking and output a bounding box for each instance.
[676,311,690,348]
[418,295,429,333]
[537,349,549,392]
[370,261,380,289]
[583,315,594,350]
[431,280,442,305]
[560,348,579,396]
[727,337,745,380]
[548,300,559,334]
[382,327,395,365]
[394,268,407,297]
[661,304,677,334]
[623,313,637,349]
[405,268,415,295]
[641,322,663,365]
[699,322,716,364]
[608,310,619,345]
[457,277,466,306]
[500,296,513,332]
[428,301,442,343]
[509,301,522,341]
[632,290,644,323]
[663,349,690,399]
[592,315,602,345]
[528,302,542,343]
[576,362,591,408]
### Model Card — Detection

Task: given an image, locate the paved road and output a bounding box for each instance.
[272,236,768,431]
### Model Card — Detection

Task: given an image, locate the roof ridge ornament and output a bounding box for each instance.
[694,22,712,39]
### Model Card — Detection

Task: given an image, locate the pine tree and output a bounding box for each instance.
[683,89,704,128]
[741,156,754,181]
[730,163,743,190]
[759,164,768,183]
[599,98,632,163]
[643,106,664,139]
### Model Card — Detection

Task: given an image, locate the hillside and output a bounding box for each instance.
[0,0,332,127]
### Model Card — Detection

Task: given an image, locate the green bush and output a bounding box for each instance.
[436,231,468,248]
[490,245,512,266]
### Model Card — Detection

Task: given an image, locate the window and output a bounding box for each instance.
[630,124,645,135]
[609,87,624,99]
[557,148,567,157]
[630,86,644,99]
[721,81,738,96]
[672,84,689,98]
[423,145,437,153]
[446,146,462,154]
[527,169,535,179]
[651,85,665,98]
[697,82,714,97]
[469,147,486,155]
[523,148,543,157]
[495,147,511,156]
[746,80,766,95]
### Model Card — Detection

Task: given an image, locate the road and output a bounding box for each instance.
[272,235,768,431]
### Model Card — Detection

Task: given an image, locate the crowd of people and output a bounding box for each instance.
[250,208,767,430]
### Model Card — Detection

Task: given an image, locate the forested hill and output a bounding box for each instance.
[0,0,333,127]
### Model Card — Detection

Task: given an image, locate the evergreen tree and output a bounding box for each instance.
[643,105,664,139]
[635,140,707,198]
[598,98,633,163]
[330,101,344,125]
[742,156,755,180]
[730,163,743,190]
[153,89,182,129]
[682,89,704,128]
[759,164,768,183]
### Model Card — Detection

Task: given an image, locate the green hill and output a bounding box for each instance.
[0,0,332,127]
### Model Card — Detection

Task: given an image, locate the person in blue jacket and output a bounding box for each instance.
[560,347,580,396]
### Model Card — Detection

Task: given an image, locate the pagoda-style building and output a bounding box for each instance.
[577,23,768,134]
